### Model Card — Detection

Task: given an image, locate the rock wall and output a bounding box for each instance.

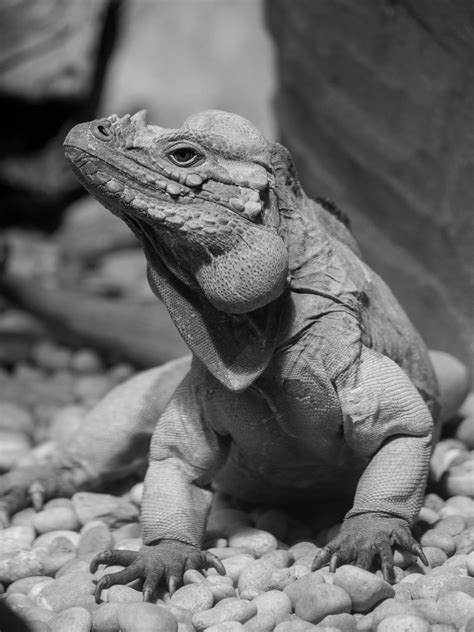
[266,0,473,376]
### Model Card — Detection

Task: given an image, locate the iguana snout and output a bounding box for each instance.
[64,110,289,314]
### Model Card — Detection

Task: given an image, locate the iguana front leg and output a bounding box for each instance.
[0,357,190,525]
[313,347,433,581]
[92,369,229,602]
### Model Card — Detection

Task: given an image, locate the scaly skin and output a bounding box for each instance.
[1,110,446,598]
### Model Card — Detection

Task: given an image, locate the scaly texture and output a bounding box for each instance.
[0,109,448,596]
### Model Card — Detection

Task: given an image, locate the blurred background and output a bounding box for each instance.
[0,0,472,383]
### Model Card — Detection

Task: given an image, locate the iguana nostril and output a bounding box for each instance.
[92,120,112,141]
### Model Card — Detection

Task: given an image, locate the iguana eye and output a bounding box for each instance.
[167,147,203,167]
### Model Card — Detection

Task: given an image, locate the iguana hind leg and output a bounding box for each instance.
[0,356,191,525]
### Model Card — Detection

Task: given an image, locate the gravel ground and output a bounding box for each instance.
[0,221,473,631]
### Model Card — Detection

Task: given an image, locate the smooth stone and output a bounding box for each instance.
[253,590,291,623]
[274,616,318,631]
[72,492,139,528]
[435,515,467,536]
[192,599,257,631]
[283,571,325,608]
[77,520,114,555]
[32,507,81,534]
[105,585,142,603]
[294,583,351,624]
[242,613,276,632]
[0,525,36,548]
[0,402,35,434]
[370,599,421,629]
[169,582,214,614]
[376,614,431,631]
[35,571,95,612]
[49,606,92,632]
[33,530,80,550]
[420,530,456,556]
[437,591,474,629]
[6,576,52,596]
[221,555,255,584]
[228,527,278,557]
[318,612,357,630]
[288,542,319,561]
[411,570,461,599]
[205,623,246,632]
[421,546,448,568]
[333,565,394,613]
[0,548,46,582]
[237,559,274,593]
[437,576,474,598]
[268,564,310,590]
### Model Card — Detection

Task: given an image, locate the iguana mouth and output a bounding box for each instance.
[64,111,289,314]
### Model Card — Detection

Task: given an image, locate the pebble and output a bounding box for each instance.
[333,565,394,613]
[411,570,460,600]
[70,349,104,374]
[437,591,474,628]
[253,590,291,623]
[32,507,81,534]
[47,405,86,444]
[33,530,80,550]
[0,431,32,470]
[77,520,114,555]
[169,582,214,614]
[129,482,144,507]
[205,623,246,632]
[445,458,474,497]
[104,585,143,603]
[237,559,274,594]
[294,582,351,624]
[274,617,318,631]
[0,402,35,435]
[192,599,257,631]
[243,613,276,632]
[420,529,456,556]
[117,602,178,632]
[221,555,256,584]
[6,576,52,596]
[48,606,92,632]
[268,564,310,590]
[376,614,431,631]
[71,491,139,527]
[283,572,325,608]
[228,527,278,557]
[0,548,48,583]
[420,546,447,568]
[318,612,357,630]
[35,571,95,612]
[435,515,467,536]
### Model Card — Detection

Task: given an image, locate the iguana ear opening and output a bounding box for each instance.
[143,242,283,392]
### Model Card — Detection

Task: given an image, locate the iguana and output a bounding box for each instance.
[0,110,467,601]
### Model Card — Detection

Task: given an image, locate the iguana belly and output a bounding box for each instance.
[200,355,367,505]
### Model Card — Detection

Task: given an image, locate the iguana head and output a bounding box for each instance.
[64,110,288,314]
[64,110,291,390]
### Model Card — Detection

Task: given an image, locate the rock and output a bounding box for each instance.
[169,582,214,614]
[376,614,431,631]
[70,349,104,374]
[35,571,95,612]
[54,556,92,578]
[221,555,255,584]
[437,591,474,629]
[420,530,456,556]
[0,402,35,434]
[192,599,257,631]
[269,564,310,590]
[411,570,460,600]
[237,559,274,594]
[274,617,318,631]
[6,576,52,596]
[74,374,112,404]
[370,599,421,629]
[259,550,293,569]
[294,582,351,624]
[129,482,143,507]
[31,342,71,372]
[333,565,394,613]
[455,528,474,555]
[112,522,141,544]
[49,607,92,632]
[32,507,81,534]
[421,546,447,568]
[283,571,325,608]
[445,458,474,497]
[253,590,291,623]
[435,515,467,536]
[228,527,278,557]
[204,623,246,632]
[72,492,139,528]
[0,525,36,548]
[105,585,142,603]
[0,548,47,582]
[437,576,474,599]
[210,582,237,602]
[243,614,276,631]
[0,431,32,470]
[77,520,114,555]
[11,507,37,528]
[33,530,80,550]
[288,542,319,561]
[318,612,357,630]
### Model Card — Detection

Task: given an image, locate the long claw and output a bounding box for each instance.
[29,482,45,511]
[94,575,111,604]
[204,552,225,575]
[90,549,138,573]
[311,548,331,571]
[167,576,178,596]
[329,552,340,573]
[412,543,428,566]
[143,571,162,603]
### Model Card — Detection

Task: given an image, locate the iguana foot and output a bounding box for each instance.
[91,539,226,603]
[311,515,428,583]
[0,463,87,526]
